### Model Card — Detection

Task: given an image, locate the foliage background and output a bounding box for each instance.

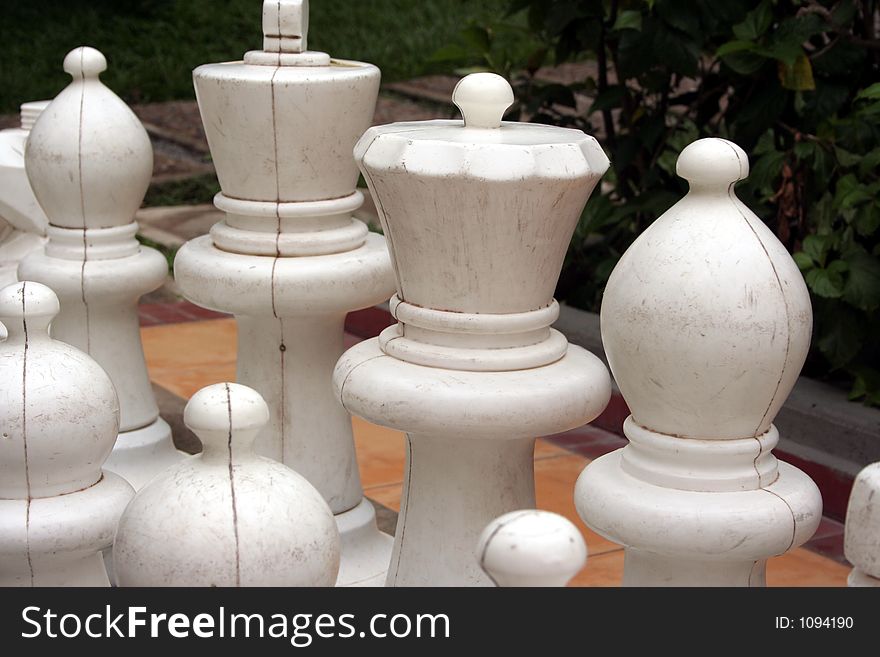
[1,0,877,404]
[432,0,880,405]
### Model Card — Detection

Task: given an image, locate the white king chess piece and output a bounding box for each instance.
[18,47,185,489]
[575,138,822,586]
[113,382,340,587]
[334,72,612,586]
[477,510,587,587]
[173,0,395,586]
[0,281,134,586]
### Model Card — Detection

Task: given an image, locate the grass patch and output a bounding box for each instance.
[143,173,220,208]
[1,0,512,112]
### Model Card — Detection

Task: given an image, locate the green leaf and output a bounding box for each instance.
[806,263,847,298]
[461,25,491,54]
[817,305,865,369]
[856,83,880,101]
[793,252,814,270]
[854,203,880,237]
[842,248,880,311]
[732,1,772,41]
[716,40,758,57]
[612,10,642,32]
[777,54,815,91]
[803,234,831,267]
[835,147,861,167]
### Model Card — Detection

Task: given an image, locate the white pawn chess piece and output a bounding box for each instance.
[0,281,134,586]
[173,0,395,586]
[0,101,50,292]
[575,138,823,586]
[113,382,340,587]
[844,462,880,586]
[18,46,185,489]
[334,72,611,586]
[477,510,587,587]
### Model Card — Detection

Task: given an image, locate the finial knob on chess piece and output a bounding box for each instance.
[477,510,587,587]
[676,137,748,187]
[452,72,514,129]
[262,0,308,53]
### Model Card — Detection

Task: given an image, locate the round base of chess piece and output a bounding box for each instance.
[844,462,880,586]
[335,338,611,586]
[102,417,182,489]
[175,232,395,584]
[575,418,822,586]
[335,498,394,587]
[0,472,133,586]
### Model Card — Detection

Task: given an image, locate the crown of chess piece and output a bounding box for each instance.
[0,281,134,586]
[173,0,395,586]
[477,510,587,587]
[334,72,611,586]
[575,138,822,586]
[18,46,185,489]
[0,100,50,294]
[113,382,340,587]
[844,462,880,587]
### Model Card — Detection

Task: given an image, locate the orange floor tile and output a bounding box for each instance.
[141,317,849,587]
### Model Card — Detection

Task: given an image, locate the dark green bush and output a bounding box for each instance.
[434,0,880,405]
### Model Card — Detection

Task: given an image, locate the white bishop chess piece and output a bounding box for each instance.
[0,281,134,586]
[18,46,185,489]
[575,138,823,586]
[113,382,340,587]
[844,462,880,586]
[334,72,612,586]
[477,510,587,587]
[173,0,395,586]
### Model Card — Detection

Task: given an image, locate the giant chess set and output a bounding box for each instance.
[0,0,877,589]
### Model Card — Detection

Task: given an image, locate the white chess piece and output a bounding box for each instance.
[0,100,50,292]
[477,510,587,587]
[575,138,822,586]
[334,72,611,586]
[174,0,395,586]
[113,382,340,587]
[18,46,185,489]
[0,281,134,586]
[844,462,880,586]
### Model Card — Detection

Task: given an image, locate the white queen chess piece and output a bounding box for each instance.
[113,382,340,587]
[575,138,823,586]
[173,0,395,586]
[0,281,134,586]
[18,46,185,489]
[334,72,612,586]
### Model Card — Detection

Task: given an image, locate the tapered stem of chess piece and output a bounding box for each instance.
[575,138,822,586]
[0,281,134,586]
[477,510,587,587]
[18,47,185,489]
[335,72,611,586]
[0,100,50,293]
[113,382,340,586]
[845,462,880,586]
[173,0,395,586]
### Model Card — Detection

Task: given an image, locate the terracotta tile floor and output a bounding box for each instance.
[141,317,850,587]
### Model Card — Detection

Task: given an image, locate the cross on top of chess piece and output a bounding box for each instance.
[477,510,587,587]
[113,382,341,587]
